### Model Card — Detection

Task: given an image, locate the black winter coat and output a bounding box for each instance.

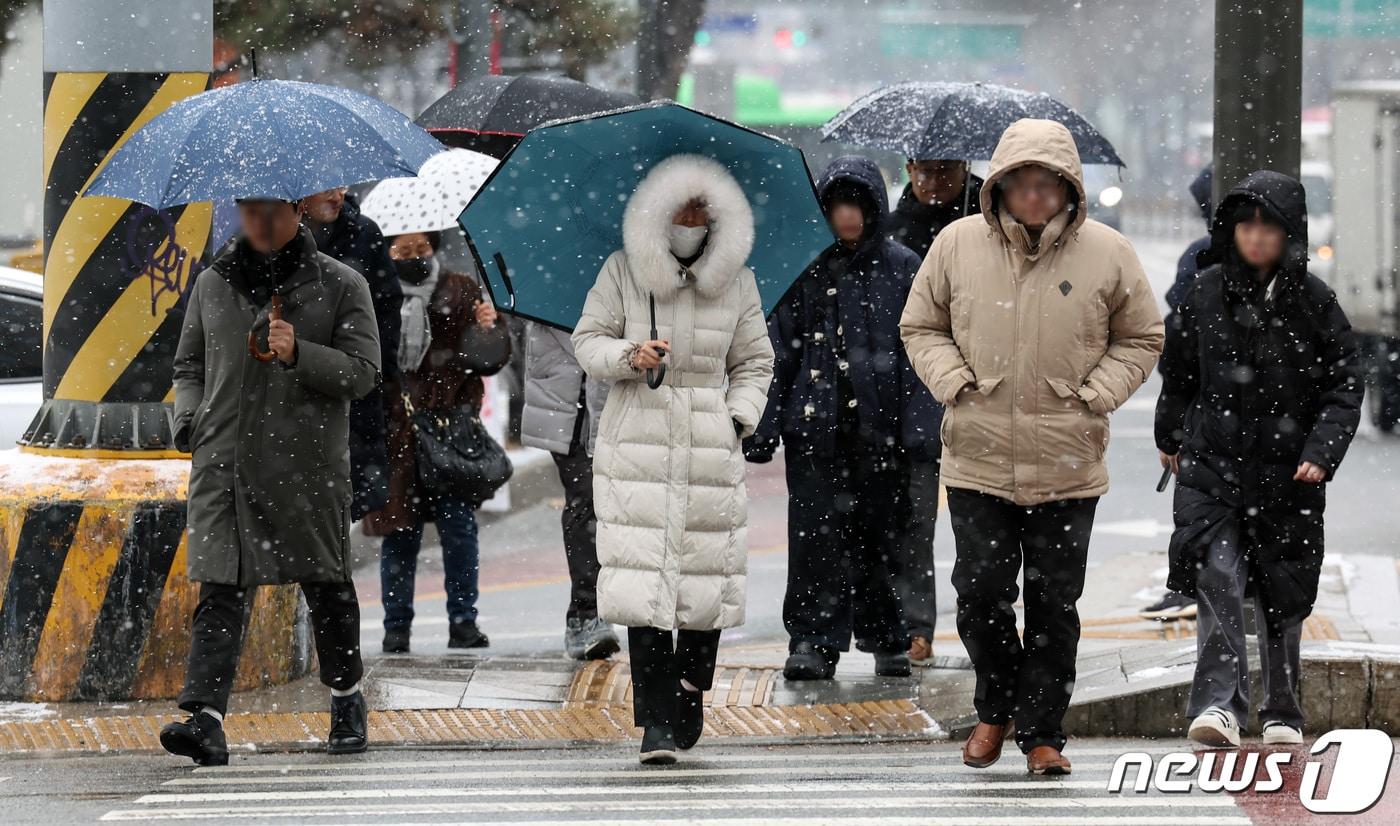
[1155,170,1363,628]
[310,193,403,520]
[884,175,984,260]
[747,155,940,461]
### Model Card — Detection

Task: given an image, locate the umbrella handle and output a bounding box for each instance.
[646,293,666,390]
[248,295,284,362]
[492,253,517,312]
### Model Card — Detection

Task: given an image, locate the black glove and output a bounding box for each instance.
[742,432,777,463]
[733,418,744,438]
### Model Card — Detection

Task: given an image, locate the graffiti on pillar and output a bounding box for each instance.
[123,206,201,316]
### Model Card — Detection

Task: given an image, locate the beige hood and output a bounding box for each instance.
[979,118,1088,235]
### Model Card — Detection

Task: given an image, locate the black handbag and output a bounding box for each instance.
[405,393,513,506]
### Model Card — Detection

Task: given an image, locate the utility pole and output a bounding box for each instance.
[1211,0,1304,203]
[453,0,495,84]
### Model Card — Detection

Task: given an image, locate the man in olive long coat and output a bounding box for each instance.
[159,198,381,766]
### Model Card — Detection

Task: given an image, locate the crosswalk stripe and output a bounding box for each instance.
[106,814,1250,826]
[101,795,1241,821]
[164,762,1130,786]
[138,779,1125,804]
[186,746,1181,774]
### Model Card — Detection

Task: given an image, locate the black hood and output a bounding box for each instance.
[1188,164,1213,227]
[817,155,889,246]
[1198,170,1309,276]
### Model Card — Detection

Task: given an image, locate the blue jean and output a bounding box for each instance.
[379,498,480,631]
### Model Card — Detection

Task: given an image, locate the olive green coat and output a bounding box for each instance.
[173,230,382,585]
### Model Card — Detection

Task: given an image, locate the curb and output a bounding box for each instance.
[1063,644,1400,737]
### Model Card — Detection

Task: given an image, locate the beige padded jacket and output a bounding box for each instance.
[899,119,1164,506]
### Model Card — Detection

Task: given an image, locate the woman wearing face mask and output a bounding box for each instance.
[572,155,774,765]
[1156,171,1363,749]
[363,230,511,655]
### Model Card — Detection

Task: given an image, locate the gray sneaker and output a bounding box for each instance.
[565,618,588,659]
[581,616,620,660]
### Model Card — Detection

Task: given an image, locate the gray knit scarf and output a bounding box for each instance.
[397,257,440,373]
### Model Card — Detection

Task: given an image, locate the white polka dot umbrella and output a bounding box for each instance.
[361,148,499,237]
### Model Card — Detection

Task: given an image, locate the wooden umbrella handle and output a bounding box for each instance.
[247,295,284,362]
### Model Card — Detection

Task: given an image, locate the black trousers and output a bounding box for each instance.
[891,454,940,640]
[947,488,1098,753]
[178,581,364,716]
[627,626,721,728]
[553,443,601,622]
[783,448,908,654]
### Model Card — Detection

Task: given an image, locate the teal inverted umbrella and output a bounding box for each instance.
[458,101,833,331]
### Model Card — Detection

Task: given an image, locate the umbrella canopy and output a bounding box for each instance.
[458,102,832,331]
[87,79,445,208]
[821,81,1124,166]
[360,149,499,238]
[417,74,638,158]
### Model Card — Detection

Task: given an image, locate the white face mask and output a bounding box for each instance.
[668,223,708,258]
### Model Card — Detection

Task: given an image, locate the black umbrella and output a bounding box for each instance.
[417,74,638,158]
[821,81,1124,166]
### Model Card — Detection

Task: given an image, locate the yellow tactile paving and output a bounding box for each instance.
[0,699,932,757]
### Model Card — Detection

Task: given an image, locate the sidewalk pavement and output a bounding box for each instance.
[3,531,1395,758]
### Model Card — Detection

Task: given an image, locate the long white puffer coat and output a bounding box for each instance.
[572,155,775,631]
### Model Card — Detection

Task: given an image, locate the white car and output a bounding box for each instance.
[0,264,43,447]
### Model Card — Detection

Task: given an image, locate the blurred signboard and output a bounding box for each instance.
[1306,0,1400,37]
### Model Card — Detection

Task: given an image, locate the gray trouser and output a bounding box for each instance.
[1187,520,1303,729]
[892,454,939,639]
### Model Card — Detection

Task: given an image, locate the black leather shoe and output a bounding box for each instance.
[874,650,912,677]
[160,710,228,766]
[382,627,410,654]
[640,725,677,765]
[783,641,838,680]
[448,619,490,649]
[327,691,368,755]
[674,682,705,750]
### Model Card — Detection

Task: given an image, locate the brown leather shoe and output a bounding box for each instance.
[1026,745,1072,775]
[907,636,933,665]
[961,721,1015,768]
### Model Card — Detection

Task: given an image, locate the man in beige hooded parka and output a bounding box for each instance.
[900,119,1163,774]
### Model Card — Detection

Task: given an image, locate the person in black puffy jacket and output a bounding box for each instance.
[1155,170,1363,748]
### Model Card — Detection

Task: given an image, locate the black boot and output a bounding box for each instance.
[160,710,228,766]
[448,619,490,649]
[327,691,368,755]
[639,725,677,765]
[874,650,912,678]
[674,682,705,750]
[783,641,838,680]
[382,626,410,654]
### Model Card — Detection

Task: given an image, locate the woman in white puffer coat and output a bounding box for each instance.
[572,154,774,764]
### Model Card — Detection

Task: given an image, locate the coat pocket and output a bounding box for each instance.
[942,375,1005,456]
[1045,377,1109,460]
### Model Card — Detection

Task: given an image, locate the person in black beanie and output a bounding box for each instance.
[746,156,936,681]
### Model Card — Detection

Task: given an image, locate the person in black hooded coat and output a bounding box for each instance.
[302,188,403,520]
[744,155,938,681]
[1155,170,1363,746]
[1142,164,1214,622]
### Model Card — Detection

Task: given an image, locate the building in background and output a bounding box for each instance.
[0,6,42,251]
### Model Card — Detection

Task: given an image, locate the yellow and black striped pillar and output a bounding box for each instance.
[0,0,311,703]
[20,0,215,456]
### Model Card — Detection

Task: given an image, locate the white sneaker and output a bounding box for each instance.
[1188,707,1241,748]
[1261,721,1304,745]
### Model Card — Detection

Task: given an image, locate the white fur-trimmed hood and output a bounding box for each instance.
[621,154,755,298]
